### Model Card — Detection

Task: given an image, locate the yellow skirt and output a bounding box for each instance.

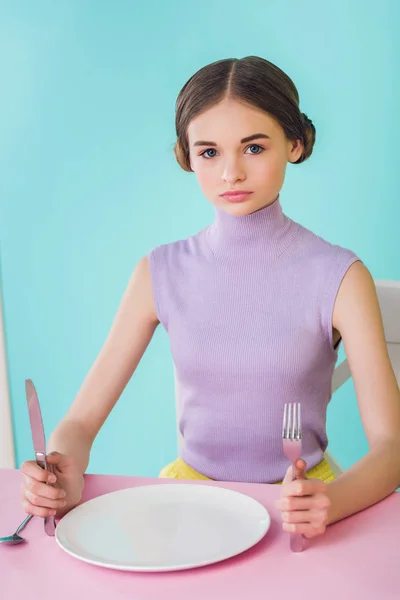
[159,456,336,484]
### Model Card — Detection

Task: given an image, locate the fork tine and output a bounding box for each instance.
[291,403,296,440]
[282,403,288,438]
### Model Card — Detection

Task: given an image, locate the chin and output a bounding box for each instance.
[217,200,264,217]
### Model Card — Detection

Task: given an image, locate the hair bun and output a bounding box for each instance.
[296,112,316,164]
[301,112,314,129]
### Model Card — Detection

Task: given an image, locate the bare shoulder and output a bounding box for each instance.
[122,255,159,326]
[133,254,153,282]
[332,260,378,330]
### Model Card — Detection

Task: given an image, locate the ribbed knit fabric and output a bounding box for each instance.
[148,197,360,483]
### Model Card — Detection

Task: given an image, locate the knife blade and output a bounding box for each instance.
[25,378,56,536]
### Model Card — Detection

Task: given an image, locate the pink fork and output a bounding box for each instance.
[282,402,304,553]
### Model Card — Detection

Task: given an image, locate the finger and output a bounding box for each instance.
[24,488,67,511]
[282,459,307,489]
[295,459,307,480]
[282,521,326,537]
[46,452,63,463]
[21,498,58,518]
[277,492,331,511]
[21,461,55,484]
[46,452,64,477]
[282,478,328,498]
[282,508,328,526]
[22,476,66,500]
[282,465,293,487]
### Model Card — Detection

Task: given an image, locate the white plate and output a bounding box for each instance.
[55,483,271,572]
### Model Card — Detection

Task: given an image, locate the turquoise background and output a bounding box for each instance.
[1,1,399,476]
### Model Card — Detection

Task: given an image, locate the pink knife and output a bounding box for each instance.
[25,379,56,536]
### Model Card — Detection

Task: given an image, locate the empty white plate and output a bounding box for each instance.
[55,483,271,572]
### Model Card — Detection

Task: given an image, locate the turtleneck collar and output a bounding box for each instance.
[206,196,298,261]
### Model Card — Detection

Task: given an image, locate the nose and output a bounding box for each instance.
[221,156,246,185]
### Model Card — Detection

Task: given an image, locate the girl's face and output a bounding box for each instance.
[187,98,303,215]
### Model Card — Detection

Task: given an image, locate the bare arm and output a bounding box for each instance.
[47,255,159,473]
[327,261,400,523]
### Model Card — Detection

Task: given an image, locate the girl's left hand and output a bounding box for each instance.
[275,459,331,539]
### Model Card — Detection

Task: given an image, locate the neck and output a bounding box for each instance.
[206,196,295,260]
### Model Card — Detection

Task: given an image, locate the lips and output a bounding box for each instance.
[220,191,253,203]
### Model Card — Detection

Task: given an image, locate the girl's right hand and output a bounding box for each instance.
[20,451,85,519]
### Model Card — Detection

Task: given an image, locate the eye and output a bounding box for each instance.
[200,148,218,159]
[245,144,264,154]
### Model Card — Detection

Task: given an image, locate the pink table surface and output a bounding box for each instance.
[1,468,399,600]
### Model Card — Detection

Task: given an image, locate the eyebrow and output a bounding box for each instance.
[193,133,270,147]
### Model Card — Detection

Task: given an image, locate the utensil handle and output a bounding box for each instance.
[290,460,304,552]
[36,452,56,536]
[15,514,34,536]
[290,532,304,552]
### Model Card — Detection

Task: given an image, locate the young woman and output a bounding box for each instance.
[20,56,400,540]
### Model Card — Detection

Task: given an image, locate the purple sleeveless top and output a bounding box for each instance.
[148,197,360,482]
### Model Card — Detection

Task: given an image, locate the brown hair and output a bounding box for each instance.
[174,56,316,172]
